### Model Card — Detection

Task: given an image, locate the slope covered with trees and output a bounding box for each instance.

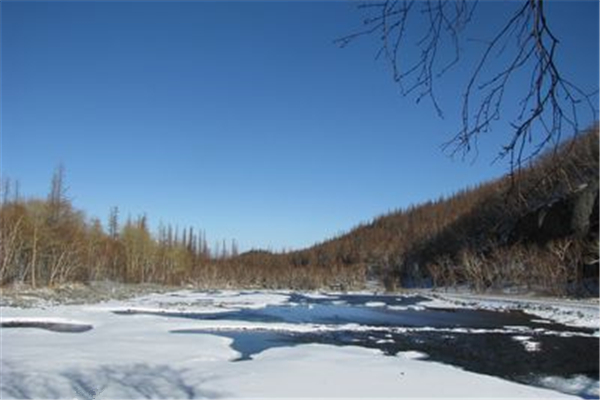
[277,125,599,295]
[1,126,597,295]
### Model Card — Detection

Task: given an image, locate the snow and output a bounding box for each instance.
[365,301,387,307]
[417,291,600,329]
[1,289,595,399]
[298,292,336,300]
[128,289,291,310]
[512,336,542,352]
[200,344,571,399]
[537,376,600,400]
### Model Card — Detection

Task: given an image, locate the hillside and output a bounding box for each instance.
[271,125,598,295]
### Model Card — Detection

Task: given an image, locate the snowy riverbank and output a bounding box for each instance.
[409,289,599,330]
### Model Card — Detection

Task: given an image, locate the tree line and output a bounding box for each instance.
[1,126,597,294]
[0,166,240,287]
[0,165,358,289]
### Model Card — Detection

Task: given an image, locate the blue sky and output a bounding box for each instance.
[1,1,598,251]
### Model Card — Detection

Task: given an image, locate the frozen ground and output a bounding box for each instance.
[1,289,598,399]
[414,289,599,329]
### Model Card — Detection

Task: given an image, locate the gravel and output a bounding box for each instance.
[0,281,177,308]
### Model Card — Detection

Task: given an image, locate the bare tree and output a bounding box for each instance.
[108,206,119,239]
[336,0,598,172]
[47,163,69,223]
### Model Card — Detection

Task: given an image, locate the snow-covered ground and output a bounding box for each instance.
[416,290,599,329]
[1,289,597,399]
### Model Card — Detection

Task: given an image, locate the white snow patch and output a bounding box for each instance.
[300,292,335,300]
[536,375,600,399]
[416,297,465,310]
[108,306,234,315]
[365,301,386,307]
[531,318,554,324]
[398,350,429,360]
[387,304,426,311]
[128,289,291,310]
[512,336,541,352]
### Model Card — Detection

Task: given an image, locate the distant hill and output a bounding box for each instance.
[261,125,598,295]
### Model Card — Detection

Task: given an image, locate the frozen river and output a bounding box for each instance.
[1,290,598,399]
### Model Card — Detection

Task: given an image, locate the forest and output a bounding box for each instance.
[1,126,598,295]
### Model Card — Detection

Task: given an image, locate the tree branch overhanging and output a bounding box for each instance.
[336,0,598,172]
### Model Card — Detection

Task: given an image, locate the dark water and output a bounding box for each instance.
[115,292,599,398]
[0,321,93,333]
[114,293,587,332]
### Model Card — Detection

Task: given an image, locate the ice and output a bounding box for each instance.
[0,289,593,399]
[417,291,600,329]
[365,301,387,307]
[536,375,600,399]
[1,317,92,332]
[512,336,542,352]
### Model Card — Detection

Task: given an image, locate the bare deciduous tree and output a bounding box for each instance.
[336,0,598,172]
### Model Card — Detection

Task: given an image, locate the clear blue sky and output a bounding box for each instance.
[1,1,598,251]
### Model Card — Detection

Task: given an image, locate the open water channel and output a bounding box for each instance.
[112,292,599,398]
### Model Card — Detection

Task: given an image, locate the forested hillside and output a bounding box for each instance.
[276,125,599,295]
[1,126,597,295]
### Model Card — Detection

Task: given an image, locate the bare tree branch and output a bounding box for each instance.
[336,0,598,173]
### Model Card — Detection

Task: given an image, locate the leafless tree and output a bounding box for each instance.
[47,163,69,224]
[336,0,598,172]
